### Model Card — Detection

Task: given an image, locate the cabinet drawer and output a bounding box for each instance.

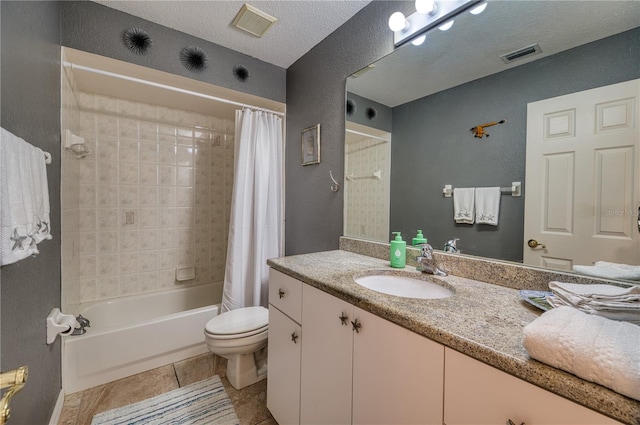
[269,268,302,323]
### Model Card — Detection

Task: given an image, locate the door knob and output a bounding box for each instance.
[527,239,546,249]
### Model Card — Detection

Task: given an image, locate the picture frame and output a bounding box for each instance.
[301,124,321,165]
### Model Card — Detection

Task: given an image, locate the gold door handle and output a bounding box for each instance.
[527,239,546,249]
[0,366,28,425]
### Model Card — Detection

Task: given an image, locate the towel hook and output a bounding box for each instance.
[329,170,340,192]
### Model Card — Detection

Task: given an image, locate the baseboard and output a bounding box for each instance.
[49,388,65,425]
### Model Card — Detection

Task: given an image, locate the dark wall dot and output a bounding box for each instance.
[346,99,357,116]
[180,46,207,72]
[123,28,153,55]
[233,65,250,82]
[366,107,377,120]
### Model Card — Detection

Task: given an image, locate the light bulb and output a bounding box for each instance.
[411,34,426,46]
[388,12,407,32]
[415,0,436,15]
[438,19,454,31]
[470,2,487,15]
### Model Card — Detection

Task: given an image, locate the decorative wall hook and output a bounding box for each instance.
[329,170,340,192]
[471,119,506,138]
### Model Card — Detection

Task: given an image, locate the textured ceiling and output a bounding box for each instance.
[348,1,640,107]
[93,0,371,68]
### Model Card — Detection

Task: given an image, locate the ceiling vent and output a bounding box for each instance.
[500,43,542,64]
[232,4,277,38]
[351,64,376,78]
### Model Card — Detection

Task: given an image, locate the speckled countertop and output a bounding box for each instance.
[267,249,640,425]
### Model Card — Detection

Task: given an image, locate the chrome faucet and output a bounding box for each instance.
[443,238,460,253]
[416,244,448,276]
[71,314,90,336]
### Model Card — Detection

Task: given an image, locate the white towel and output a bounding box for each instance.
[453,188,475,224]
[523,306,640,401]
[573,261,640,281]
[0,127,52,266]
[475,187,501,225]
[547,281,640,324]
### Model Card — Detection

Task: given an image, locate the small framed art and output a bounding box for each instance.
[301,124,320,165]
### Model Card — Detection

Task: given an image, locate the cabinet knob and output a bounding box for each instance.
[291,332,299,344]
[339,313,349,326]
[351,318,362,333]
[506,420,525,425]
[278,288,286,299]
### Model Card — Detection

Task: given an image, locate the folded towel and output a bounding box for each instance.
[573,261,640,281]
[475,187,501,225]
[453,188,475,224]
[0,127,52,266]
[523,306,640,401]
[547,281,640,323]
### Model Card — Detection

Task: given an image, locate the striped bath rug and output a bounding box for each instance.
[91,375,239,425]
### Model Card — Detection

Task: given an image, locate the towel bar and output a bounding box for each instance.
[443,182,521,198]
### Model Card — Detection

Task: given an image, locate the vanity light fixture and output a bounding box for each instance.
[470,1,488,15]
[390,0,483,47]
[438,19,454,31]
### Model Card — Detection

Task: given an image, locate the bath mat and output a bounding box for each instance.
[91,375,239,425]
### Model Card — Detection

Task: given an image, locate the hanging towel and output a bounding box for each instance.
[475,187,501,225]
[573,261,640,281]
[523,306,640,401]
[1,127,52,266]
[453,188,475,224]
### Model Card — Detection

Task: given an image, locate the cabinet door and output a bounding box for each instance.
[267,306,301,425]
[352,308,445,425]
[444,348,622,425]
[300,285,354,425]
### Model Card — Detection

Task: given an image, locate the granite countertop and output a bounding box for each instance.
[267,249,640,425]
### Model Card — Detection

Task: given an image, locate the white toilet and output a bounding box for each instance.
[204,306,269,390]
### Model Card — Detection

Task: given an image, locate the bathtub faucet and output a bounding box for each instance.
[71,314,90,336]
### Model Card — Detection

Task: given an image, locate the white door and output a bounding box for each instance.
[524,79,640,270]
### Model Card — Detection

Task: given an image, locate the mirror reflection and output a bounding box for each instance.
[345,1,640,282]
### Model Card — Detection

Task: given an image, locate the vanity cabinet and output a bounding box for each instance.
[300,284,444,425]
[443,348,622,425]
[267,270,303,425]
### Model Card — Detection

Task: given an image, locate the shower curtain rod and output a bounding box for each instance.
[63,62,285,117]
[345,128,390,142]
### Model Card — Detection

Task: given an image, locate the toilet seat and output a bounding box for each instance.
[205,306,268,339]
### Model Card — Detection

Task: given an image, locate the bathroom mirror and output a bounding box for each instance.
[345,1,640,282]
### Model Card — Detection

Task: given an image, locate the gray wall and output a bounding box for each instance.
[285,1,413,255]
[390,28,640,261]
[1,2,62,424]
[61,1,286,103]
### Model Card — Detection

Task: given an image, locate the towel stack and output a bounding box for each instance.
[573,261,640,281]
[453,187,501,225]
[523,306,640,401]
[548,281,640,325]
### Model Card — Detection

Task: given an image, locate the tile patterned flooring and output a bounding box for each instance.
[58,353,277,425]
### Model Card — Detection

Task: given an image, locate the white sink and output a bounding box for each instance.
[354,274,454,299]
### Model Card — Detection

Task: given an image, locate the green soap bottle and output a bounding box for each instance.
[412,230,428,246]
[390,232,406,268]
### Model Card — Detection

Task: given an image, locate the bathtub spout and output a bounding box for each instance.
[71,314,90,336]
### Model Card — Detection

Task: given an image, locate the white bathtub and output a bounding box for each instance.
[63,284,220,393]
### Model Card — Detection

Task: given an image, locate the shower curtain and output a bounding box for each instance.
[221,109,283,312]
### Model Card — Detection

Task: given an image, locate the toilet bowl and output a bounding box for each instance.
[204,306,269,390]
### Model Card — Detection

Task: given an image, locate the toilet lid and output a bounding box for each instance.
[205,306,269,336]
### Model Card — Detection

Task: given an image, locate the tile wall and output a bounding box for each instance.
[61,80,234,310]
[344,136,391,243]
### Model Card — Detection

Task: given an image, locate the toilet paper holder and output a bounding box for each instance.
[46,308,79,344]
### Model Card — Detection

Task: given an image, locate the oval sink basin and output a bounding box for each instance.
[354,274,453,299]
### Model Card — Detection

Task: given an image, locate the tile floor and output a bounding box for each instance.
[58,353,277,425]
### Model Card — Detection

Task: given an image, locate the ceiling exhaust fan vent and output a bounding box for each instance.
[232,4,277,38]
[501,43,542,64]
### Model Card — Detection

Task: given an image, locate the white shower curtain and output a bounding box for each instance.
[221,109,283,312]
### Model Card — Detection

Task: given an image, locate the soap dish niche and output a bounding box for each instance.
[64,129,92,159]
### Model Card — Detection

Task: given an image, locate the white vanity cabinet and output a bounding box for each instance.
[443,348,623,425]
[267,269,303,425]
[300,284,445,425]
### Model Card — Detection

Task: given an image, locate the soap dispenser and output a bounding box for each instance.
[390,232,406,268]
[412,230,428,246]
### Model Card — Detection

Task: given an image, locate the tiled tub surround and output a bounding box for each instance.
[267,249,640,424]
[61,90,235,308]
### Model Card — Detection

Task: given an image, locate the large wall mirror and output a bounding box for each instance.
[345,1,639,283]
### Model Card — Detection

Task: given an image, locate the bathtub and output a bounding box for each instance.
[63,283,220,393]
